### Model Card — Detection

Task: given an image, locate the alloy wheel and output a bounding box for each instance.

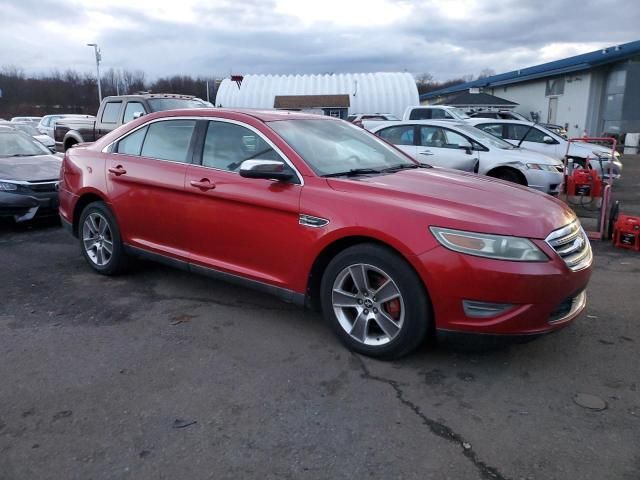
[82,212,114,267]
[331,263,405,346]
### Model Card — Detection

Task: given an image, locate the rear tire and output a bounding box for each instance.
[320,243,431,359]
[78,201,128,275]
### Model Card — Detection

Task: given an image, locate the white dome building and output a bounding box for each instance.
[215,72,419,119]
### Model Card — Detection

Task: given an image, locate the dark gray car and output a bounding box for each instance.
[0,129,61,222]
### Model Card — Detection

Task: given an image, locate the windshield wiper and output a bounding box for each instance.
[382,163,432,172]
[322,168,383,178]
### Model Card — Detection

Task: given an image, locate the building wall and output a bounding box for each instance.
[489,73,592,137]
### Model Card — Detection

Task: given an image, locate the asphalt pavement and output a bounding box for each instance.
[0,160,639,480]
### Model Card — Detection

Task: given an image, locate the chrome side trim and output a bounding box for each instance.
[299,214,329,228]
[101,116,305,186]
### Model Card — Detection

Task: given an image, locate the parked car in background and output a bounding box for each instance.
[347,113,400,127]
[59,109,591,358]
[54,93,207,151]
[370,120,563,194]
[402,105,470,121]
[7,123,56,151]
[11,116,42,127]
[468,119,622,178]
[0,128,61,222]
[470,110,529,121]
[37,114,95,139]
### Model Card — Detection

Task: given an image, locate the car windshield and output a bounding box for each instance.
[448,107,470,119]
[0,131,51,157]
[456,124,517,149]
[269,119,415,176]
[147,98,207,112]
[13,124,40,136]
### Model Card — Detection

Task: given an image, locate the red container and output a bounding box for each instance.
[567,169,602,198]
[613,215,640,251]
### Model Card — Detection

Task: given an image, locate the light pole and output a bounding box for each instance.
[87,43,102,103]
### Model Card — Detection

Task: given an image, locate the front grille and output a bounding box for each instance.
[545,220,592,272]
[25,181,58,193]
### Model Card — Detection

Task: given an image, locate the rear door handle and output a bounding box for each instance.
[190,179,216,191]
[108,165,127,176]
[419,150,434,156]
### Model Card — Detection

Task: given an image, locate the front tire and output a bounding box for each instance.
[78,201,128,275]
[320,243,432,359]
[489,168,525,185]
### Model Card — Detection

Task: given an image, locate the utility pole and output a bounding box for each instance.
[206,80,210,102]
[87,43,102,103]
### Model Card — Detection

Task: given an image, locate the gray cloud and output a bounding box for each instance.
[0,0,639,80]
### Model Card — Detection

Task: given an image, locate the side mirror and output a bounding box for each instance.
[543,135,555,144]
[239,159,293,181]
[133,111,145,120]
[458,140,473,154]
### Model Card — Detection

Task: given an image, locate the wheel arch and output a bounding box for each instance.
[72,191,109,237]
[63,132,83,151]
[486,165,528,186]
[305,234,430,313]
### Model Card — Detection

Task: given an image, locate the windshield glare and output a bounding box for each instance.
[456,124,517,149]
[147,98,207,112]
[0,131,51,157]
[269,119,415,176]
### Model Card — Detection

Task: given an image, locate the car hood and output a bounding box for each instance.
[35,134,54,146]
[490,147,562,166]
[327,168,575,239]
[0,154,61,182]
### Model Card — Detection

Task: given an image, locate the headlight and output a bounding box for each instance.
[526,163,560,171]
[0,181,18,191]
[430,227,548,261]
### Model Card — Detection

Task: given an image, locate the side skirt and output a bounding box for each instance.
[124,244,306,307]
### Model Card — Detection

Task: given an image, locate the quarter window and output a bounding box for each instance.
[202,121,286,173]
[409,108,431,120]
[101,102,122,124]
[116,126,148,156]
[377,125,415,146]
[140,120,196,163]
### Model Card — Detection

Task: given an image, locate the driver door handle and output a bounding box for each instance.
[419,150,434,156]
[190,179,216,191]
[108,165,127,176]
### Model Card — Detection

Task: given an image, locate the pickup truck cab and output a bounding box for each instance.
[54,93,207,152]
[402,105,471,121]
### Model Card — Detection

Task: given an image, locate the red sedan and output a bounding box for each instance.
[58,109,592,358]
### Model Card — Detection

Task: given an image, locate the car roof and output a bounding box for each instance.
[371,119,468,130]
[467,118,534,126]
[140,108,337,123]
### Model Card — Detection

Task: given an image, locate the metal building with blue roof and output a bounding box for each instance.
[421,40,640,138]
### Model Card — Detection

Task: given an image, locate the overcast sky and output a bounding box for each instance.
[1,0,639,80]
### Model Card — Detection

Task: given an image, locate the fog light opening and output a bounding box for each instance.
[463,300,514,318]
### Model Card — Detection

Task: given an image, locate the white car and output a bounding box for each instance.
[37,114,95,139]
[402,105,470,121]
[468,119,622,179]
[369,120,564,195]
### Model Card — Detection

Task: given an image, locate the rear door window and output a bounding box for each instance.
[377,125,415,145]
[140,120,196,163]
[101,102,122,124]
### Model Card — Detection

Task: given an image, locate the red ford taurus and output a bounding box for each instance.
[59,109,592,358]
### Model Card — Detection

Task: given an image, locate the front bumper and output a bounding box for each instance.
[524,169,564,195]
[415,244,592,336]
[0,190,59,222]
